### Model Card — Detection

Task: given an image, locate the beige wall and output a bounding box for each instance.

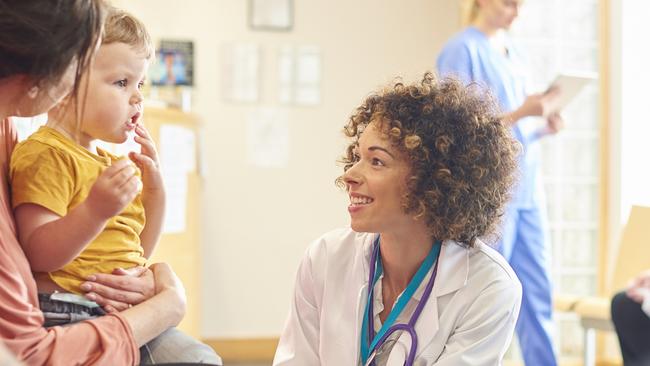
[113,0,459,338]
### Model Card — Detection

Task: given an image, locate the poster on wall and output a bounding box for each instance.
[150,40,194,86]
[249,0,293,31]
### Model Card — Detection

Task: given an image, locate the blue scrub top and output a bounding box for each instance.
[437,26,542,209]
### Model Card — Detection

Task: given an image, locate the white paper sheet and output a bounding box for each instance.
[221,43,260,103]
[546,72,597,111]
[246,107,290,168]
[250,0,292,29]
[277,46,321,105]
[159,124,196,233]
[278,46,294,104]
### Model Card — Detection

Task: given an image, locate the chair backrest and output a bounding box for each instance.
[610,205,650,294]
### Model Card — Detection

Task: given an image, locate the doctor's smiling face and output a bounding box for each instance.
[339,73,519,246]
[342,121,413,234]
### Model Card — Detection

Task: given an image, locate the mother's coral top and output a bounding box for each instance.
[0,118,139,365]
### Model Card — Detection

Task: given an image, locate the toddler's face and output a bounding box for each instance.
[77,42,149,149]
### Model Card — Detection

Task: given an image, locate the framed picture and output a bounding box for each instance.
[249,0,293,31]
[150,40,194,86]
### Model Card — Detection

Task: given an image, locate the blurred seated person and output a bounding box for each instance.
[611,269,650,366]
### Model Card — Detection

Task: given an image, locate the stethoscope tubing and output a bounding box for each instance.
[366,238,441,366]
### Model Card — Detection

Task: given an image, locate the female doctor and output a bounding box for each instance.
[274,73,522,365]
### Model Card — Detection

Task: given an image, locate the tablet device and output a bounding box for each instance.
[545,73,597,111]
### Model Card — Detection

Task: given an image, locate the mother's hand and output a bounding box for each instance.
[80,266,155,312]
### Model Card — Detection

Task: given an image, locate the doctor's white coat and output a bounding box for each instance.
[273,228,522,366]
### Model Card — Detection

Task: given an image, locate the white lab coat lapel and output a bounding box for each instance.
[385,241,470,365]
[355,282,370,364]
[354,234,376,365]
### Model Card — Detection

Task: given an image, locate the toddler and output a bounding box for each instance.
[10,8,162,326]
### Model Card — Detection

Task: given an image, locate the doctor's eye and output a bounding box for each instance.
[371,158,385,167]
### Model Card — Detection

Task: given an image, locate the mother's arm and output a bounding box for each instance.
[119,263,186,345]
[2,260,184,365]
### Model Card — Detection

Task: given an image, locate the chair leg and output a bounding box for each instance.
[584,327,596,366]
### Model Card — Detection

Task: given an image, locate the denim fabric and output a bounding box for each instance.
[39,294,221,365]
[38,293,106,327]
[139,328,222,365]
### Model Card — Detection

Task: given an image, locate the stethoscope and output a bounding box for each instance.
[360,236,441,366]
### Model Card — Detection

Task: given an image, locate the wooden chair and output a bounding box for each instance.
[574,205,650,366]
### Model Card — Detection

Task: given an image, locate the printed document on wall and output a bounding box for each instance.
[247,107,289,168]
[221,43,260,103]
[159,124,196,233]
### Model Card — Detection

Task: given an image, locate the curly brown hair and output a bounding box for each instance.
[338,72,519,246]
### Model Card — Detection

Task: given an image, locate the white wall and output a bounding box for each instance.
[619,1,650,217]
[112,0,459,338]
[607,0,650,240]
[604,0,650,280]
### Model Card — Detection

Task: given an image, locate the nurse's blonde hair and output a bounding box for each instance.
[462,0,525,26]
[461,0,480,26]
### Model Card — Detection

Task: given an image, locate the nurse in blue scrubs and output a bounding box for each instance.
[436,1,563,365]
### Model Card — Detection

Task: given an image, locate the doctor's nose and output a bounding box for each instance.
[343,164,362,188]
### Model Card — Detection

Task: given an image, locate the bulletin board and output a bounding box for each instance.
[143,107,202,338]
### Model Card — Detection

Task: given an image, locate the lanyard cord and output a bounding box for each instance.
[360,237,442,364]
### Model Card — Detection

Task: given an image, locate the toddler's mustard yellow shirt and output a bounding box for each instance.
[9,126,146,294]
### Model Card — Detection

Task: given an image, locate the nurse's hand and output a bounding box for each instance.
[80,265,155,312]
[521,88,561,117]
[539,113,564,136]
[502,88,562,126]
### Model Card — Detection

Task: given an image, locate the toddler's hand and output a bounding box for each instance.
[86,159,140,220]
[129,124,164,193]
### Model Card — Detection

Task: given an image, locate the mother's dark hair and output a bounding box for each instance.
[0,0,105,99]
